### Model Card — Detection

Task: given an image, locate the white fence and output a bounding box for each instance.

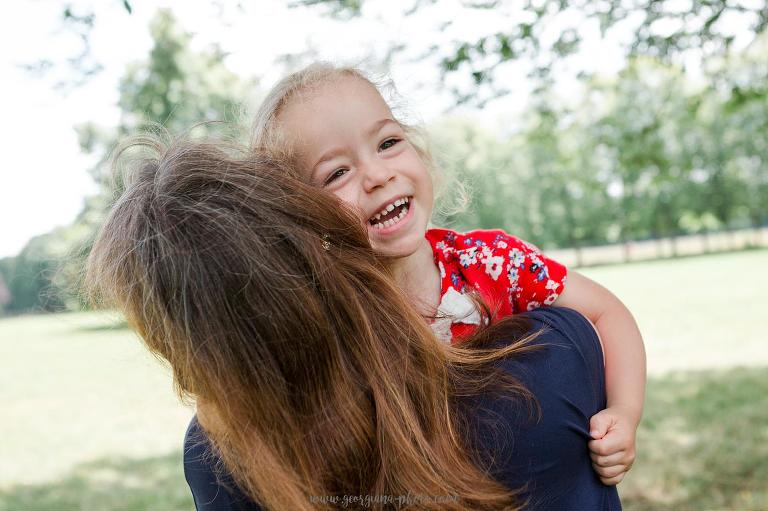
[546,227,768,267]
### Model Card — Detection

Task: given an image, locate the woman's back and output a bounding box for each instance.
[184,307,621,510]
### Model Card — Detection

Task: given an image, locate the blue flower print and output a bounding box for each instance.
[451,271,462,288]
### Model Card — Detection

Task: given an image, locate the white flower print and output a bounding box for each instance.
[526,300,541,311]
[459,247,478,268]
[508,248,525,268]
[545,279,559,291]
[497,240,508,249]
[435,241,447,251]
[544,293,558,305]
[484,255,504,281]
[507,266,520,287]
[439,261,446,279]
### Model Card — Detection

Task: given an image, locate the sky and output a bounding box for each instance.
[3,0,737,259]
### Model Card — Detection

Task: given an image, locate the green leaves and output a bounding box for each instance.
[431,51,768,250]
[301,0,767,105]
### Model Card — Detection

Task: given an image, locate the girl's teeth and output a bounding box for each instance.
[369,197,411,228]
[378,205,409,228]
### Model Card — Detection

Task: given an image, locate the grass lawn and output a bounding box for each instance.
[0,312,194,510]
[1,249,766,510]
[579,248,768,375]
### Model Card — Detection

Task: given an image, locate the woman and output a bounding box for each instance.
[86,135,621,510]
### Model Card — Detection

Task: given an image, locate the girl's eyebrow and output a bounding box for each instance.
[365,118,398,137]
[310,147,345,182]
[314,147,345,168]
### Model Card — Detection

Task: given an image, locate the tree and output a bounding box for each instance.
[0,231,70,314]
[3,9,253,315]
[66,8,254,300]
[429,47,766,257]
[40,1,768,104]
[84,9,254,191]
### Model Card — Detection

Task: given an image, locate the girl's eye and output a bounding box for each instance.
[324,168,349,186]
[379,138,401,151]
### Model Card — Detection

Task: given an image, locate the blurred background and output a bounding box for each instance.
[1,1,766,509]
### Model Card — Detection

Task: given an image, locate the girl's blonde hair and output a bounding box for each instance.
[250,62,465,217]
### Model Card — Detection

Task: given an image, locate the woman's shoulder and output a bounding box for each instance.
[489,307,605,398]
[520,306,598,342]
[183,415,263,511]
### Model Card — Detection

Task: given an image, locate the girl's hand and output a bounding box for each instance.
[587,407,638,485]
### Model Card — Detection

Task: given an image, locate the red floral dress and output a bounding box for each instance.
[425,228,568,343]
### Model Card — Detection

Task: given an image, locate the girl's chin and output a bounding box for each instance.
[370,237,423,260]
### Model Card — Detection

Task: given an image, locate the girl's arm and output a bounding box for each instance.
[553,270,646,485]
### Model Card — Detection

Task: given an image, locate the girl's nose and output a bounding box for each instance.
[361,160,395,191]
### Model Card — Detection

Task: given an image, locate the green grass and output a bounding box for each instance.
[0,453,191,511]
[621,367,768,510]
[1,249,766,510]
[0,311,194,510]
[580,249,768,375]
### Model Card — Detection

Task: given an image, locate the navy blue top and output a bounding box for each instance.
[183,307,621,510]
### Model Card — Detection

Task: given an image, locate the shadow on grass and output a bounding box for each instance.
[0,451,193,511]
[622,366,768,511]
[75,319,130,332]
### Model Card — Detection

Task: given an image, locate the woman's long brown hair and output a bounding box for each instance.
[86,134,542,510]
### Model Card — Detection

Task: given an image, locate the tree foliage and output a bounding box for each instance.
[432,45,767,255]
[297,0,768,104]
[2,9,251,315]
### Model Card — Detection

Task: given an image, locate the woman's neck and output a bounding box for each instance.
[391,238,442,317]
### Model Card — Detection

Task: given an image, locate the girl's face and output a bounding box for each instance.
[277,76,433,260]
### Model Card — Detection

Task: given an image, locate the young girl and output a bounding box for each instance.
[250,63,646,486]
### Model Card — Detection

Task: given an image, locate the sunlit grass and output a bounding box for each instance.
[0,311,194,508]
[580,248,768,375]
[0,249,765,510]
